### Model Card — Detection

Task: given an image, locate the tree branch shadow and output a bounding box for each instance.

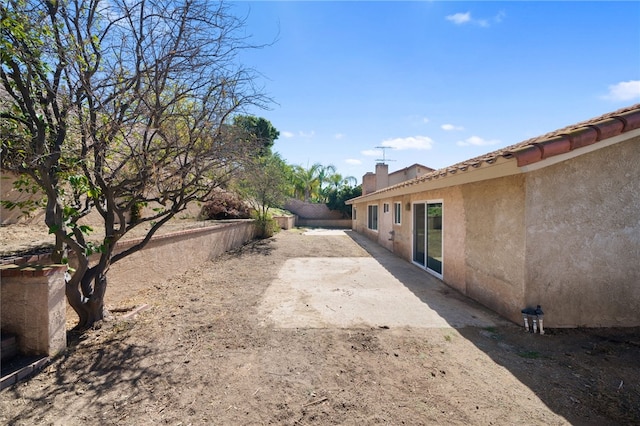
[2,321,181,425]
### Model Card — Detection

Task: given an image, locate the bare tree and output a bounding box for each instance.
[1,0,268,329]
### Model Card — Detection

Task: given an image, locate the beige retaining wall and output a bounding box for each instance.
[284,199,344,220]
[296,219,352,228]
[273,215,295,230]
[1,220,258,358]
[104,220,257,297]
[1,265,67,357]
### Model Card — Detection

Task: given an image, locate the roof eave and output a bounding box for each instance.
[347,126,640,204]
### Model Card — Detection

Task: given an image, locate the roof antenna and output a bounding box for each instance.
[375,146,396,164]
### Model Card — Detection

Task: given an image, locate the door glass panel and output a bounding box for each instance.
[426,203,442,274]
[413,203,425,265]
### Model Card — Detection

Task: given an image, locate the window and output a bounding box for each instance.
[352,207,356,220]
[367,205,378,230]
[393,202,401,225]
[383,203,390,213]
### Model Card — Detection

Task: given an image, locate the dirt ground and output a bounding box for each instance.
[1,227,640,425]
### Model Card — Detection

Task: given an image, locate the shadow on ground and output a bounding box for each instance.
[2,323,177,425]
[345,230,640,425]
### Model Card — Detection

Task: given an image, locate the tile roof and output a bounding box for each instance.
[504,103,640,167]
[362,104,640,196]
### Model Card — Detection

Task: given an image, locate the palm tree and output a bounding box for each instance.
[327,173,357,191]
[290,163,356,203]
[316,164,336,202]
[291,163,323,202]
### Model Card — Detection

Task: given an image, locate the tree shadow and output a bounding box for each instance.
[1,321,181,425]
[229,238,274,257]
[344,230,640,424]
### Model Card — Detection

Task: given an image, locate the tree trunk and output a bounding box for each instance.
[66,269,108,330]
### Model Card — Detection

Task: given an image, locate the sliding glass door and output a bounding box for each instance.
[413,202,443,276]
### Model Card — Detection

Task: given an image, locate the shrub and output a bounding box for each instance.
[253,212,280,238]
[199,192,251,220]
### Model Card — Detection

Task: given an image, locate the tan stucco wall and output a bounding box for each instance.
[351,177,525,323]
[378,202,394,251]
[438,187,466,294]
[461,175,527,322]
[104,221,257,300]
[351,187,467,295]
[351,202,380,242]
[273,215,295,230]
[524,136,640,327]
[349,138,639,327]
[1,268,67,356]
[297,218,352,228]
[391,196,412,261]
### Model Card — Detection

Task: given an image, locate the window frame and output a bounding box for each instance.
[412,199,444,279]
[367,204,379,231]
[393,202,402,225]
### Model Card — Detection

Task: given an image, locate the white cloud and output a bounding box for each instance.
[381,136,434,151]
[298,130,315,138]
[441,124,465,131]
[281,130,316,139]
[456,136,501,147]
[361,149,381,157]
[345,159,361,165]
[446,12,471,25]
[446,10,504,27]
[334,133,345,140]
[602,80,640,102]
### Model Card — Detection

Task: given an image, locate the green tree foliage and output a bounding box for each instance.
[1,0,268,329]
[232,115,280,155]
[326,185,362,218]
[289,163,336,202]
[287,162,358,213]
[236,152,290,237]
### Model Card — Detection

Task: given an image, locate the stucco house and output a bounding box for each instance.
[347,105,640,328]
[362,163,434,195]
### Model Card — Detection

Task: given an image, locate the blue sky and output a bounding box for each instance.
[235,1,640,183]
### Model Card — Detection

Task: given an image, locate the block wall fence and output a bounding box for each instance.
[1,220,259,359]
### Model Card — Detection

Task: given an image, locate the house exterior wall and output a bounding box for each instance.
[352,202,379,242]
[461,175,527,323]
[388,164,432,186]
[351,175,527,324]
[379,201,394,251]
[349,134,639,327]
[390,196,413,261]
[351,186,469,299]
[523,136,640,327]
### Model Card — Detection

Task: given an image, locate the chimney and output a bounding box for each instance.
[375,163,389,191]
[362,172,376,195]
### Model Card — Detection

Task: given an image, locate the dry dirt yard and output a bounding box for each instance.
[1,227,640,425]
